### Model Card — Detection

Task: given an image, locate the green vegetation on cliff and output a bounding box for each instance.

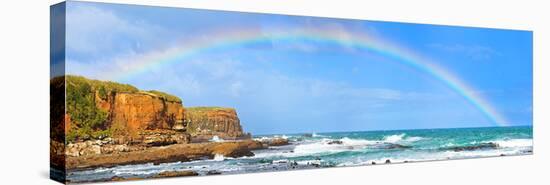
[66,76,119,142]
[145,90,182,103]
[67,75,139,97]
[62,75,183,142]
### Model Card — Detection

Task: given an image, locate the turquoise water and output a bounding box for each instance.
[67,126,532,182]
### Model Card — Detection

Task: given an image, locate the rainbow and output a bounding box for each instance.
[110,28,508,126]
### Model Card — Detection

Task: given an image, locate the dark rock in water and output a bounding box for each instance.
[303,133,313,137]
[500,154,506,156]
[385,159,391,164]
[386,143,412,149]
[443,142,499,152]
[404,160,409,163]
[327,140,343,145]
[371,161,376,165]
[206,170,222,175]
[376,143,412,149]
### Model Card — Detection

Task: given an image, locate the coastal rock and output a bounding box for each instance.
[101,144,130,154]
[206,170,222,175]
[110,176,126,181]
[373,143,412,150]
[141,130,190,147]
[66,140,264,170]
[443,142,499,152]
[270,138,290,146]
[212,142,255,157]
[153,171,198,178]
[66,144,80,157]
[385,143,412,149]
[65,142,102,157]
[81,145,101,156]
[261,138,290,146]
[327,140,343,145]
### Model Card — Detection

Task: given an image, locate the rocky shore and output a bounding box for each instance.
[66,138,290,170]
[65,140,256,170]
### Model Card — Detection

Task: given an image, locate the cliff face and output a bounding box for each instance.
[184,107,247,140]
[96,92,186,136]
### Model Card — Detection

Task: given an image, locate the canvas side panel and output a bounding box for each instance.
[50,2,67,184]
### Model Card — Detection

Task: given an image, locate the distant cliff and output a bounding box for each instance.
[184,107,249,141]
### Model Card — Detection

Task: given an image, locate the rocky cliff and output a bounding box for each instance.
[184,107,248,141]
[96,91,186,139]
[56,75,189,144]
[52,75,251,145]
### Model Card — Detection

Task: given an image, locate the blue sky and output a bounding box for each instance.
[60,1,532,134]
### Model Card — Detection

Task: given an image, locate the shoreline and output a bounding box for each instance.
[66,139,269,171]
[64,127,533,183]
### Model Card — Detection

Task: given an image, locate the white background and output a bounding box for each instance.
[0,0,548,184]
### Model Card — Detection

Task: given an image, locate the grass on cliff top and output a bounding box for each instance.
[65,75,182,103]
[144,90,182,103]
[186,106,235,112]
[66,75,139,96]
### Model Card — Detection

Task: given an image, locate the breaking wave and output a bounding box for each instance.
[383,133,425,143]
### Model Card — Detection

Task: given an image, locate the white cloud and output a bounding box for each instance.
[65,4,170,59]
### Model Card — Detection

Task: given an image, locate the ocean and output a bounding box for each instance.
[67,126,533,182]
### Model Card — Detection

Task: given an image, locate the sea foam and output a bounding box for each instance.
[383,133,424,143]
[492,138,533,148]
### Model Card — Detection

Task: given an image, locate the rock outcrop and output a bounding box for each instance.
[66,140,266,170]
[184,107,249,141]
